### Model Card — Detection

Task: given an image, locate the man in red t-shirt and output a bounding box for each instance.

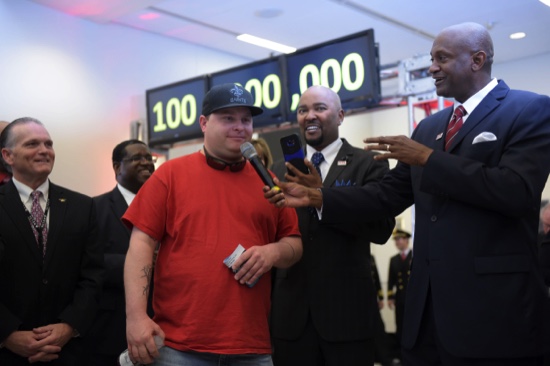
[122,83,302,366]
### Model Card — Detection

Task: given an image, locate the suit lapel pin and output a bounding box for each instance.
[59,198,66,202]
[337,159,347,166]
[436,132,443,141]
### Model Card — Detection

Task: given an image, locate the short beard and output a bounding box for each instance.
[305,134,323,147]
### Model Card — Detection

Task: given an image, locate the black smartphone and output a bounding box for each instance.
[280,134,309,176]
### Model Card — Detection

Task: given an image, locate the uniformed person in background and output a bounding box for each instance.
[387,229,412,363]
[371,255,398,366]
[371,255,384,308]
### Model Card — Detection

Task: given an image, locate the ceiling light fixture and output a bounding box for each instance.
[509,32,526,40]
[140,13,160,20]
[540,0,550,7]
[237,34,296,54]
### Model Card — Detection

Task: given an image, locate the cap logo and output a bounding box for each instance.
[230,84,247,104]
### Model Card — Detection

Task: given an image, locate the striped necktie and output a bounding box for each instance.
[445,105,467,151]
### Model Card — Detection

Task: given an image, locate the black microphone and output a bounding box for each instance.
[240,142,280,191]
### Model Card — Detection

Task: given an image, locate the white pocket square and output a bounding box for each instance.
[472,132,497,144]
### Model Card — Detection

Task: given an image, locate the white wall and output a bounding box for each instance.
[0,0,249,196]
[2,0,549,333]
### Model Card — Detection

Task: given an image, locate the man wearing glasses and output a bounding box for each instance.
[122,83,302,366]
[86,140,156,365]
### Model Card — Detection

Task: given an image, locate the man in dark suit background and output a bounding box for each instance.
[86,139,155,365]
[0,117,103,365]
[387,228,412,362]
[271,85,394,366]
[267,23,550,365]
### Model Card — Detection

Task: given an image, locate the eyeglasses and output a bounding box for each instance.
[122,154,157,164]
[203,146,246,172]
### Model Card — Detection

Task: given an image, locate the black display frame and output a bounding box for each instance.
[209,57,288,129]
[284,29,380,121]
[145,29,380,146]
[146,75,209,146]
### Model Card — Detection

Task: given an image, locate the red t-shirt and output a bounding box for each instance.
[123,152,300,354]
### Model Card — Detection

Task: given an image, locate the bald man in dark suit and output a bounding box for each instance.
[267,23,550,365]
[271,86,394,366]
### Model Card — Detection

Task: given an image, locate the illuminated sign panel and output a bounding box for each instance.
[210,59,286,128]
[146,29,380,146]
[146,76,208,146]
[285,29,380,120]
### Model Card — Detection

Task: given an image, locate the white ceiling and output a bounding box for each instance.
[28,0,550,67]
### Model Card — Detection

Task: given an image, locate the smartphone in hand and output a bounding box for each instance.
[280,134,309,176]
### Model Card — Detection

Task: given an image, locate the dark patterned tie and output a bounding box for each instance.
[311,152,325,180]
[308,152,325,217]
[30,191,47,256]
[445,105,467,151]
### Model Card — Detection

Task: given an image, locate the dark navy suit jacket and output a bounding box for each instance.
[321,81,550,358]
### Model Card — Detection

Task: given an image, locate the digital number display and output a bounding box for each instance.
[285,29,380,120]
[146,76,208,146]
[210,59,286,128]
[145,29,380,146]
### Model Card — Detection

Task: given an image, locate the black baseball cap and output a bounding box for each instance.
[202,83,263,117]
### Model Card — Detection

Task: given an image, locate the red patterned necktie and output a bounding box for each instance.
[30,191,48,257]
[445,105,467,151]
[401,252,407,261]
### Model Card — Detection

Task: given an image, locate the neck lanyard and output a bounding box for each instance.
[24,198,50,243]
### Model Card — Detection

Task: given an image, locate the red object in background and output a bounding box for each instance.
[412,99,453,129]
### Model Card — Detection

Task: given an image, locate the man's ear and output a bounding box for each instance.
[113,162,121,177]
[199,115,208,133]
[471,50,487,71]
[1,148,12,165]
